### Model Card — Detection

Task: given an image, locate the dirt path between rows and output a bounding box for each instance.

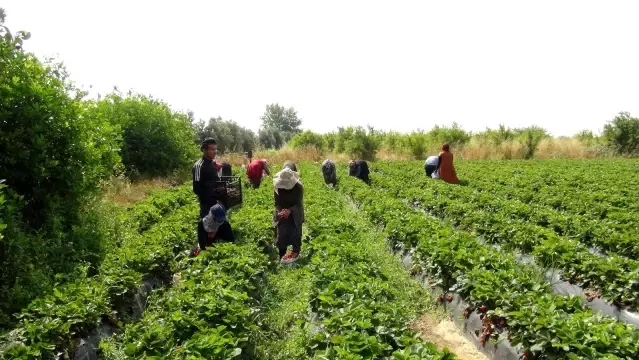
[410,313,489,360]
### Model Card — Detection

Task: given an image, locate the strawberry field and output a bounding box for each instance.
[2,159,639,359]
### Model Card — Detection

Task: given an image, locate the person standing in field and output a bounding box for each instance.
[348,160,371,185]
[424,155,439,177]
[273,167,304,263]
[435,143,459,184]
[192,138,227,254]
[321,159,337,186]
[246,159,270,189]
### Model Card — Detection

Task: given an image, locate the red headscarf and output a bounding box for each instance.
[442,143,450,152]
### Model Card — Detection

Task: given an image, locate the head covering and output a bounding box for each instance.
[442,143,450,152]
[273,168,301,190]
[283,161,297,172]
[321,159,335,169]
[202,203,227,232]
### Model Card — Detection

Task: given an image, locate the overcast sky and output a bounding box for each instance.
[3,1,639,136]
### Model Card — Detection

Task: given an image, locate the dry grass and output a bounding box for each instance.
[217,146,351,166]
[220,138,608,165]
[103,176,182,206]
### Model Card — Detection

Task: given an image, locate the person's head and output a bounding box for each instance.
[201,138,217,160]
[283,161,297,172]
[202,203,227,232]
[273,168,301,190]
[442,143,450,152]
[348,160,356,168]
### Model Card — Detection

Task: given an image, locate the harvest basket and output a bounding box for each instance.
[212,176,243,209]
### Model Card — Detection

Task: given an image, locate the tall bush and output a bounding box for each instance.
[516,126,549,159]
[289,130,326,151]
[334,126,380,160]
[93,92,198,178]
[603,112,639,156]
[0,12,119,327]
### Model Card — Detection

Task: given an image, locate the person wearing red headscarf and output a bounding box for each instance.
[435,143,459,184]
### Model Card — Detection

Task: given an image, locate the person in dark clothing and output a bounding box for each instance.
[192,138,229,253]
[283,161,297,172]
[219,162,233,177]
[348,160,370,185]
[321,159,337,186]
[273,168,304,263]
[424,155,439,177]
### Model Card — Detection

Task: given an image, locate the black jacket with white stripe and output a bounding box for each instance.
[192,157,220,204]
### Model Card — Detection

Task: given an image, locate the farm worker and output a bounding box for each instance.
[219,162,233,177]
[273,167,305,263]
[192,138,223,254]
[201,203,234,244]
[424,155,439,177]
[348,160,371,185]
[246,159,270,189]
[283,160,297,172]
[435,143,459,184]
[321,159,337,186]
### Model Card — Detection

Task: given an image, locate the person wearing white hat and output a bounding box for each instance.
[273,167,304,263]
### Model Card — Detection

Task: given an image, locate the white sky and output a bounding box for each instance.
[3,1,639,136]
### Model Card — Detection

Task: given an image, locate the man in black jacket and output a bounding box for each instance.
[192,138,232,252]
[348,160,371,185]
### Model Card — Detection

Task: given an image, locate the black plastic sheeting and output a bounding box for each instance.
[73,277,164,360]
[400,252,522,360]
[413,201,639,329]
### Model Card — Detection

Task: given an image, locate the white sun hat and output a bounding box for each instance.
[273,168,301,191]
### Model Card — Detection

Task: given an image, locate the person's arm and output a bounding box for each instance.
[274,190,282,213]
[436,155,442,171]
[284,184,303,219]
[263,161,271,176]
[192,165,201,196]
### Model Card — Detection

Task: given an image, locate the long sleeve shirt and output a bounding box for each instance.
[273,183,304,231]
[193,157,221,203]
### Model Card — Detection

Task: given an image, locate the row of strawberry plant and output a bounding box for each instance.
[337,170,639,360]
[126,184,194,233]
[0,184,194,332]
[104,172,277,358]
[381,161,638,260]
[373,162,639,311]
[0,200,200,359]
[454,160,639,243]
[457,159,639,222]
[116,244,270,359]
[299,164,455,360]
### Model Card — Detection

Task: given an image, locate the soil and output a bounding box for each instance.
[410,313,489,360]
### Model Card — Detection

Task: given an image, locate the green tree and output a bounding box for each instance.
[515,126,549,159]
[405,131,429,158]
[289,130,326,151]
[0,10,118,327]
[260,103,302,133]
[603,112,639,156]
[194,117,256,154]
[334,126,380,160]
[93,92,198,178]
